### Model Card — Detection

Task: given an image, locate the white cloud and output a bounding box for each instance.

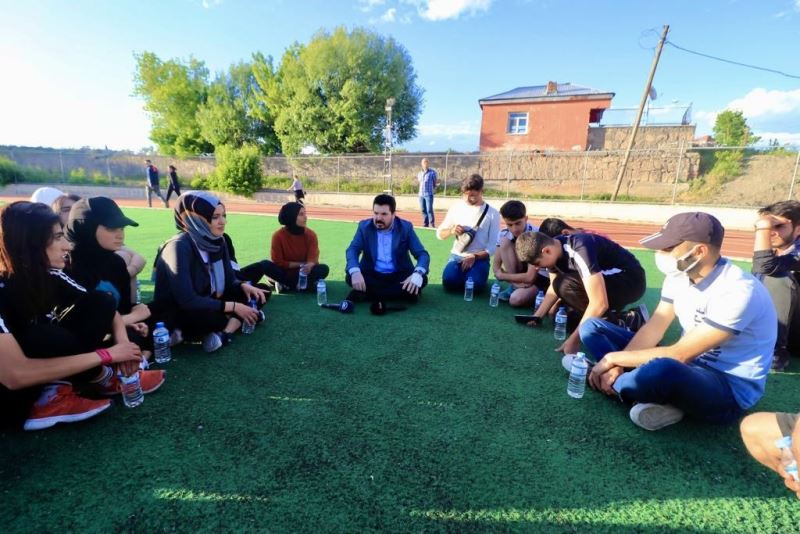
[381,7,397,21]
[404,0,492,21]
[417,120,480,137]
[201,0,222,9]
[726,88,800,118]
[359,0,386,12]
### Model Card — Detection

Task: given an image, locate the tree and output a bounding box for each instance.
[255,27,423,155]
[712,110,760,147]
[133,52,213,156]
[196,57,280,155]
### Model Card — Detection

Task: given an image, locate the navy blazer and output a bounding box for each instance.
[345,217,430,275]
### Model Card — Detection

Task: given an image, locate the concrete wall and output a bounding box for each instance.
[479,98,612,152]
[1,183,756,231]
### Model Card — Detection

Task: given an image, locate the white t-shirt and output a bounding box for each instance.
[660,259,777,409]
[437,201,501,257]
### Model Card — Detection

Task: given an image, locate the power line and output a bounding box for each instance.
[665,40,800,80]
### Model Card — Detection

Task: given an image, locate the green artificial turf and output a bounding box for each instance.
[1,207,798,533]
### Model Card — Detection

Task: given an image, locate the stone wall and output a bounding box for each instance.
[588,125,696,150]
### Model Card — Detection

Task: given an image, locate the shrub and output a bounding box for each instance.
[211,145,263,197]
[0,157,25,185]
[91,170,110,185]
[189,173,209,190]
[69,167,88,184]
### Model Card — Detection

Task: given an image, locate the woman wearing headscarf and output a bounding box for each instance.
[152,192,266,352]
[258,202,328,292]
[66,197,154,355]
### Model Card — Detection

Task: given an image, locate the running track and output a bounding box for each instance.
[3,196,754,260]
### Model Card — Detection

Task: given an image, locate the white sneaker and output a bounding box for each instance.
[629,403,684,431]
[202,332,223,353]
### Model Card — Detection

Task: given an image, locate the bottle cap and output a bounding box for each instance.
[156,322,164,328]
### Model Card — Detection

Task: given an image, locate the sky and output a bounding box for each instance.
[1,0,799,153]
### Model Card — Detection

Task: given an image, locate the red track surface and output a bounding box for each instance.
[2,195,755,259]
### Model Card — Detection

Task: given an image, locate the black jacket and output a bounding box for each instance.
[153,233,241,313]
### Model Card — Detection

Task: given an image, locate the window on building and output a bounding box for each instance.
[507,112,528,134]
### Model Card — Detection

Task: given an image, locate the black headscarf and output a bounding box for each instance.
[278,202,305,235]
[66,197,135,313]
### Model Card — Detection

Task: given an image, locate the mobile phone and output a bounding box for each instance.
[515,315,541,325]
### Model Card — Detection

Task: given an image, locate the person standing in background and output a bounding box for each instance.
[165,165,181,206]
[145,160,167,208]
[288,173,305,205]
[417,158,438,228]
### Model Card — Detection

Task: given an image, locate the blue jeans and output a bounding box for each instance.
[579,317,744,424]
[419,195,435,226]
[442,255,490,293]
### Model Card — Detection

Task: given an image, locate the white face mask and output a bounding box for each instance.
[655,246,701,276]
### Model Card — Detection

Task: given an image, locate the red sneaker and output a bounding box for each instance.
[24,384,112,431]
[94,370,166,396]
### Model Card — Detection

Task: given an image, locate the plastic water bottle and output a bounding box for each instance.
[489,282,500,307]
[316,279,327,306]
[567,352,589,399]
[120,372,144,408]
[153,322,171,364]
[241,298,257,334]
[554,306,567,340]
[464,277,474,302]
[135,279,142,304]
[776,436,800,481]
[297,266,308,291]
[534,290,545,313]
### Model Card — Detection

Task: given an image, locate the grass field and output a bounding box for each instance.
[1,207,798,533]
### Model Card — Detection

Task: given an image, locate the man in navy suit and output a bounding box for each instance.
[345,194,430,302]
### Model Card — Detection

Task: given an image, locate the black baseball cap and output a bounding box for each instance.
[640,212,724,250]
[70,197,139,229]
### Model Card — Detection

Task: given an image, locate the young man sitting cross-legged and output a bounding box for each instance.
[582,212,777,431]
[492,200,549,307]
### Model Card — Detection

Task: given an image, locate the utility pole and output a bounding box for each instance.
[611,24,670,201]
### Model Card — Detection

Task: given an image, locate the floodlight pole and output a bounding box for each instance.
[384,98,395,195]
[611,24,669,201]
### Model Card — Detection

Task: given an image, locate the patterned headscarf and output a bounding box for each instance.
[173,191,226,296]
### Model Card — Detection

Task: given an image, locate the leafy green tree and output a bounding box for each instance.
[210,144,264,197]
[255,27,423,155]
[197,58,280,155]
[133,52,213,156]
[712,110,760,146]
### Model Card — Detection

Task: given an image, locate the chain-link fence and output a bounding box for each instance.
[2,146,799,208]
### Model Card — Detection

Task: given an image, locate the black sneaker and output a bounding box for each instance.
[615,304,650,332]
[771,350,790,373]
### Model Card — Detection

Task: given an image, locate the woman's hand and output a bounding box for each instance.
[232,302,260,325]
[241,283,267,304]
